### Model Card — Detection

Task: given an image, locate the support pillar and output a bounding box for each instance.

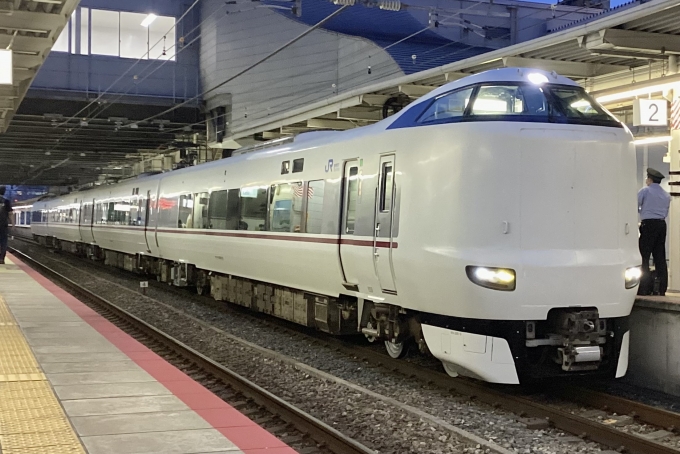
[668,88,680,291]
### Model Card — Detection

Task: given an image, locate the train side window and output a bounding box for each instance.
[158,196,180,228]
[292,158,304,173]
[379,162,394,212]
[112,201,131,225]
[346,167,359,234]
[208,190,228,230]
[192,193,209,229]
[418,87,473,123]
[269,183,303,233]
[178,194,193,228]
[281,161,290,175]
[82,204,92,225]
[305,180,325,234]
[225,189,241,230]
[240,186,268,231]
[134,197,146,226]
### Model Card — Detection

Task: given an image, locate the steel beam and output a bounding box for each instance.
[502,56,627,77]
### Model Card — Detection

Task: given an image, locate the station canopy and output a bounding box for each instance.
[229,0,680,144]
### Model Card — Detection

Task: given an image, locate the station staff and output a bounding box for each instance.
[0,186,12,265]
[638,168,671,296]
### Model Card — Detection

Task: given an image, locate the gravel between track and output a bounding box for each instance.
[11,240,635,454]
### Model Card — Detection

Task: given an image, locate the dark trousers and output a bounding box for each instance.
[0,230,7,263]
[639,219,667,295]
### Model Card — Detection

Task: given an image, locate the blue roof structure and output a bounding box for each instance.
[266,0,492,74]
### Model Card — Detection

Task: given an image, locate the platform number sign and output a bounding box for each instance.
[633,99,668,126]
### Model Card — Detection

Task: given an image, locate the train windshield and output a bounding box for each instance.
[417,83,620,128]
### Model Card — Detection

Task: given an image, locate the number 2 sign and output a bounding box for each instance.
[633,99,668,126]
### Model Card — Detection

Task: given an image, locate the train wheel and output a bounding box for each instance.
[385,340,408,359]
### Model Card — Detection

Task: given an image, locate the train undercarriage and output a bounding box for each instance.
[39,237,628,383]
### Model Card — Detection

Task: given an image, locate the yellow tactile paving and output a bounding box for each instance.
[0,296,86,454]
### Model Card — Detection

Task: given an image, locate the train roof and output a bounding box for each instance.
[422,67,577,101]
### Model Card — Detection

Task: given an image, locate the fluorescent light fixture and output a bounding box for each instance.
[528,73,549,85]
[0,49,12,85]
[592,74,680,105]
[141,14,157,27]
[633,136,672,145]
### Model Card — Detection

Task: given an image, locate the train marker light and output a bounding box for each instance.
[527,73,549,85]
[466,266,516,291]
[625,266,642,289]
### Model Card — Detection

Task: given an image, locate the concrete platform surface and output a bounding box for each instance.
[0,254,298,454]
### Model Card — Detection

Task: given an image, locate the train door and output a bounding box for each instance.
[143,190,152,253]
[373,155,397,294]
[338,160,361,287]
[79,198,95,244]
[76,199,83,242]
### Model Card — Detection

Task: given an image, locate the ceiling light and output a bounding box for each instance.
[633,136,672,145]
[0,50,12,85]
[592,74,680,105]
[141,14,157,27]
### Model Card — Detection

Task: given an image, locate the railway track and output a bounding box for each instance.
[10,241,680,454]
[9,247,375,454]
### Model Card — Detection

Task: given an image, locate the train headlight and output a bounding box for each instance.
[466,266,516,291]
[625,266,642,289]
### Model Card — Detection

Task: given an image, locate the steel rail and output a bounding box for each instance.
[9,247,375,454]
[555,385,680,432]
[344,346,680,454]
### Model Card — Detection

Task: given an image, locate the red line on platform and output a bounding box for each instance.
[8,252,296,454]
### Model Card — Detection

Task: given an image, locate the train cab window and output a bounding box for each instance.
[418,87,473,123]
[292,159,304,173]
[269,183,303,233]
[240,186,268,231]
[225,189,241,230]
[379,162,394,212]
[345,167,359,234]
[178,194,193,228]
[472,85,537,116]
[192,193,209,229]
[281,161,290,175]
[305,180,325,234]
[208,190,228,230]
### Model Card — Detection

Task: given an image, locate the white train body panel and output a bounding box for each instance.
[33,68,638,383]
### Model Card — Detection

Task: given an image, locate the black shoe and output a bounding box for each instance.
[0,260,4,265]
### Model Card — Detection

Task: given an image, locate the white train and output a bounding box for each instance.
[29,68,640,384]
[10,200,38,241]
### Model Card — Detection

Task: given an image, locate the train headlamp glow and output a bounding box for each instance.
[527,73,549,85]
[466,266,516,291]
[625,266,642,289]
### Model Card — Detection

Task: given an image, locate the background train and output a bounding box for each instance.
[10,198,39,241]
[22,68,639,384]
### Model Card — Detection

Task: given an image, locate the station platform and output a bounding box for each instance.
[629,293,680,398]
[0,253,297,454]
